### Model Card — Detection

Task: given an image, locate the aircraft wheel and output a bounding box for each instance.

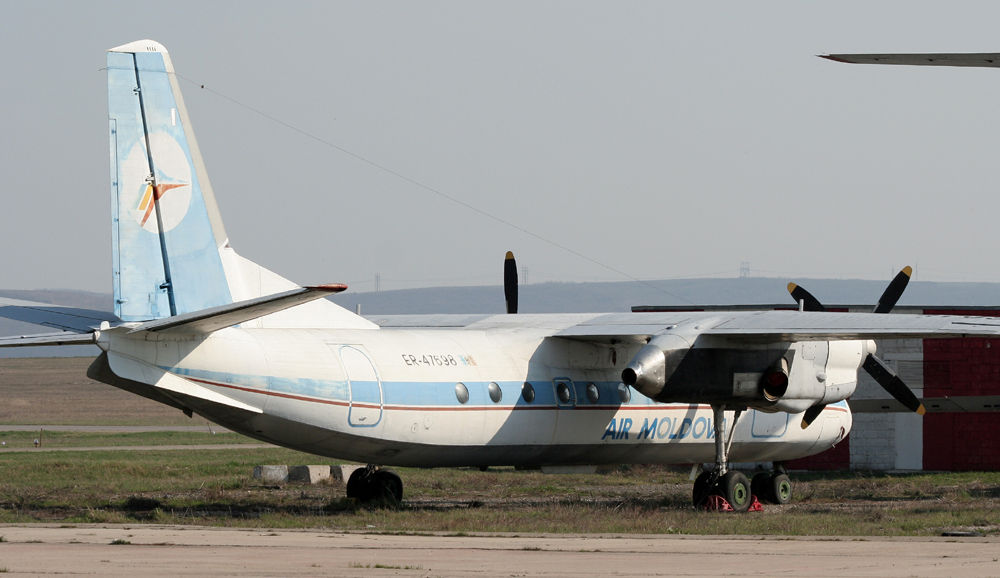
[372,470,404,506]
[346,467,375,501]
[692,470,713,508]
[720,471,751,512]
[346,467,403,506]
[768,472,792,505]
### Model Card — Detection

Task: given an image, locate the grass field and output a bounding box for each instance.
[1,358,999,535]
[0,357,197,426]
[0,430,259,449]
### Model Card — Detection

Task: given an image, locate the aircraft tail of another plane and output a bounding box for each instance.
[107,40,375,329]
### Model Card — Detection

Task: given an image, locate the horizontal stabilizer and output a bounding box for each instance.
[0,305,119,333]
[129,284,348,334]
[821,53,1000,68]
[0,331,97,348]
[108,352,262,414]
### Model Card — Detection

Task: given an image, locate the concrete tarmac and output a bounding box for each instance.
[0,525,997,577]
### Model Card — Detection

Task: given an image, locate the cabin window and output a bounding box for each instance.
[488,382,502,403]
[455,382,470,404]
[521,382,535,403]
[556,382,572,403]
[617,383,631,404]
[586,383,600,403]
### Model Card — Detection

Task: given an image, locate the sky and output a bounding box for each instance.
[4,1,1000,294]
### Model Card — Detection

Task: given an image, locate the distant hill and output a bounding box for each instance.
[4,276,1000,357]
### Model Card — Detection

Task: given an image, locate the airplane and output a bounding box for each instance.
[2,40,999,512]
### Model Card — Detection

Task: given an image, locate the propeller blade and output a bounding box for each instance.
[873,266,912,314]
[800,404,826,429]
[504,251,518,314]
[787,282,825,312]
[862,354,926,415]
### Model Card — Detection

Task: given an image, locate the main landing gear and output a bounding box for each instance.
[346,464,403,506]
[691,405,793,512]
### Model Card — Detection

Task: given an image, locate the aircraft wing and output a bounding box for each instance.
[364,310,1000,343]
[699,310,1000,341]
[555,310,1000,343]
[367,314,495,328]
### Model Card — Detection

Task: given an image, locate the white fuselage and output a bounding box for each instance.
[101,318,852,468]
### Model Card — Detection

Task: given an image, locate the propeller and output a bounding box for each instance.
[789,266,925,428]
[873,266,912,314]
[504,251,518,314]
[787,283,825,312]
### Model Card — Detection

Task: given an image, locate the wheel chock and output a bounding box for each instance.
[703,495,765,512]
[704,495,734,511]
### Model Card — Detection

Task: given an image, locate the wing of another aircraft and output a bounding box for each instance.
[822,53,1000,67]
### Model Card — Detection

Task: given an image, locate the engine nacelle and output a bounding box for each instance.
[619,334,692,399]
[621,335,874,412]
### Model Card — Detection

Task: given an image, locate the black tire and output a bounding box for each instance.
[372,470,404,506]
[692,470,713,508]
[769,472,792,505]
[720,471,751,512]
[346,467,374,501]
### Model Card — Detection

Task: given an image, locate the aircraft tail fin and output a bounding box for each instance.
[107,40,376,330]
[108,40,231,321]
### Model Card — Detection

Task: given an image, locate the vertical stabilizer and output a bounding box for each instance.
[107,40,377,330]
[108,40,231,320]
